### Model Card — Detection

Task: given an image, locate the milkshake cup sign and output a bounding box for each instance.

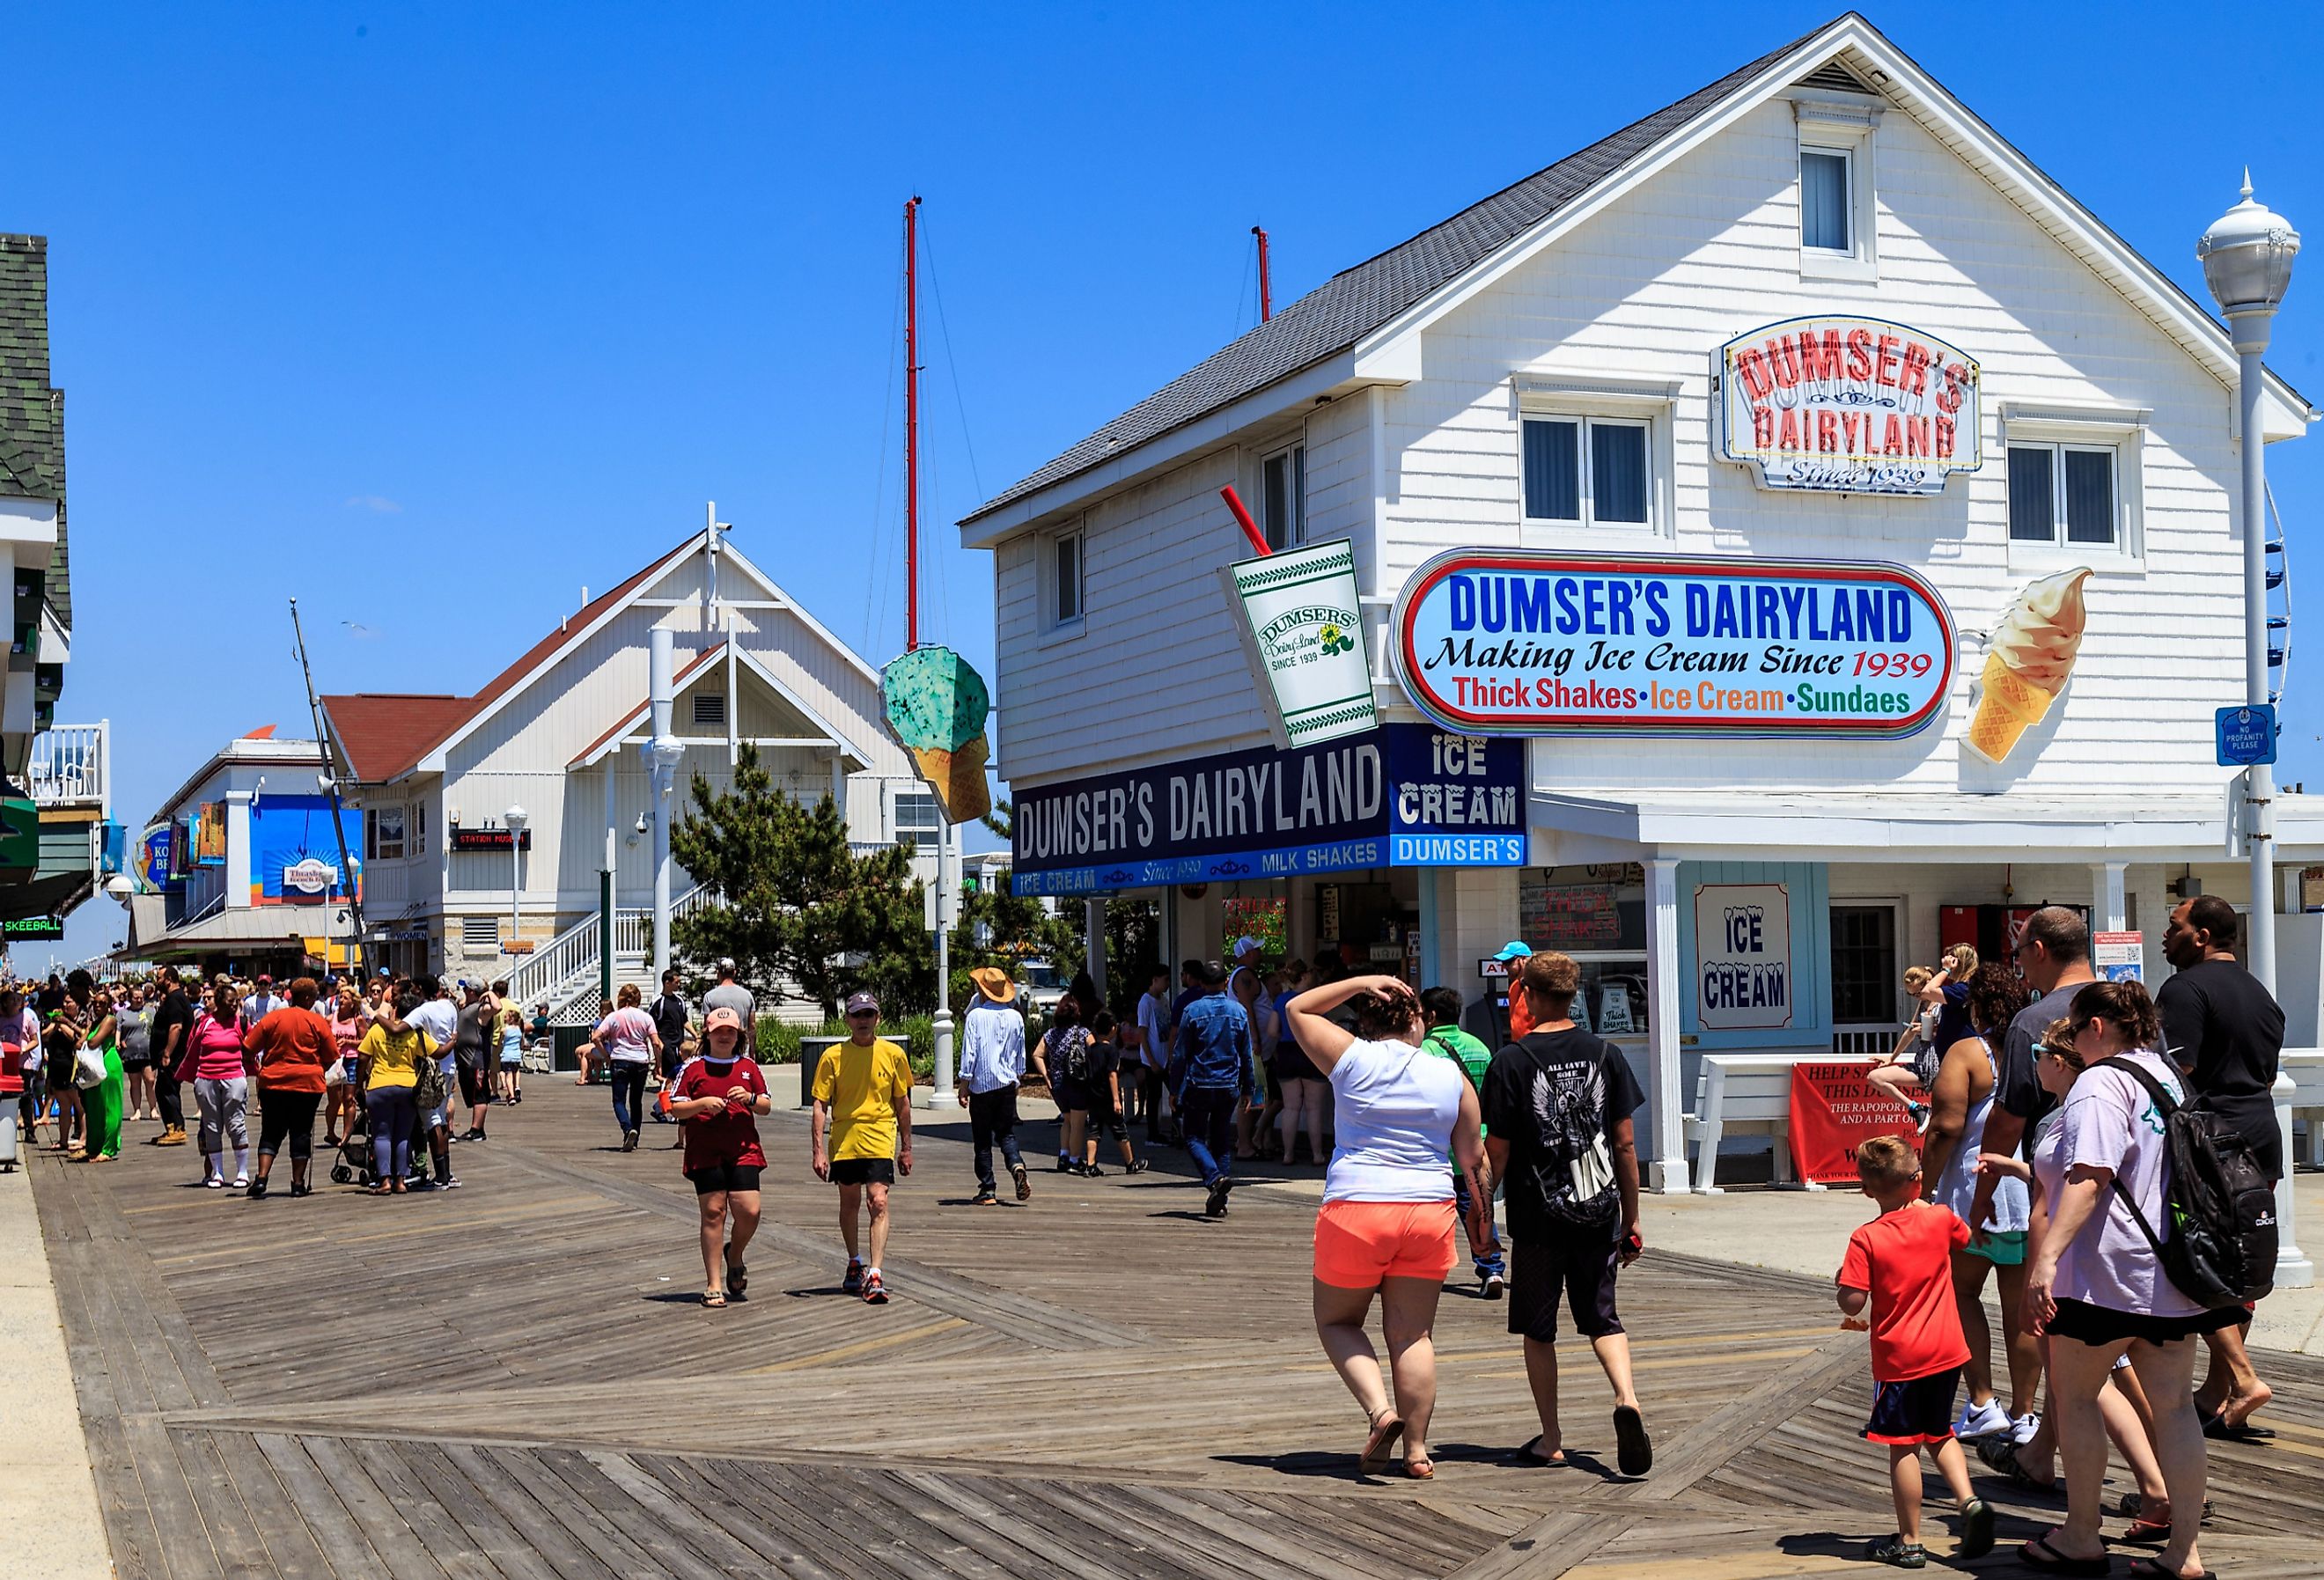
[1224,538,1379,750]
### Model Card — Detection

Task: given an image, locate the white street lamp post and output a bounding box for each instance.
[2200,172,2305,1290]
[2199,172,2299,993]
[504,805,528,956]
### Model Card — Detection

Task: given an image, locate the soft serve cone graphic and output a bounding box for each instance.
[1966,567,2092,763]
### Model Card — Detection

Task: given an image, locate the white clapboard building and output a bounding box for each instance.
[321,524,927,1018]
[960,14,2323,1190]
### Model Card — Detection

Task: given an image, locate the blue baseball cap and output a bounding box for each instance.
[1492,941,1533,962]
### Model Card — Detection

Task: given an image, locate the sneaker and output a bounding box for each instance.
[1125,1158,1151,1175]
[1055,1155,1073,1172]
[842,1259,864,1295]
[444,1175,462,1189]
[1204,1178,1230,1218]
[2011,1412,2041,1446]
[157,1128,188,1147]
[970,1187,997,1206]
[1083,1164,1105,1178]
[621,1129,638,1152]
[1011,1163,1031,1202]
[1958,1497,1994,1562]
[862,1269,888,1304]
[1482,1271,1507,1301]
[1954,1397,2011,1439]
[408,1178,438,1192]
[1866,1536,1925,1569]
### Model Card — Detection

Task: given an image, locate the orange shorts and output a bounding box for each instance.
[1313,1199,1459,1289]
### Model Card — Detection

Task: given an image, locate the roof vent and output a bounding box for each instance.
[1797,61,1872,93]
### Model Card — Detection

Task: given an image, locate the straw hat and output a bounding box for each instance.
[968,966,1016,1004]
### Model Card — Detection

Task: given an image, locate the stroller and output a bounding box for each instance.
[327,1103,375,1187]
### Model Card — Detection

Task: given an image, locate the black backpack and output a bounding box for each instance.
[2097,1058,2276,1308]
[1053,1026,1092,1083]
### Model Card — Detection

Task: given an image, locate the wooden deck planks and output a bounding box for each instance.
[26,1080,2324,1579]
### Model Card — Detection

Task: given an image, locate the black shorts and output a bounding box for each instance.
[2047,1297,2247,1349]
[1864,1367,1960,1446]
[1050,1079,1090,1113]
[1509,1229,1623,1342]
[830,1157,895,1187]
[456,1060,491,1106]
[688,1161,763,1195]
[121,1055,151,1072]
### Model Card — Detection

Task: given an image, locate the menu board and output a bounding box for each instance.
[1522,883,1624,946]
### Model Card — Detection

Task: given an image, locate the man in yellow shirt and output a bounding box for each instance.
[811,990,913,1304]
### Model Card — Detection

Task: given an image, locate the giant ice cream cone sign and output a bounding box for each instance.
[880,644,993,825]
[1965,567,2092,763]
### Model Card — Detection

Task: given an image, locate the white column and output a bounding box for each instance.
[603,757,617,878]
[647,628,680,980]
[930,822,957,1103]
[2275,1072,2314,1286]
[2092,862,2127,933]
[224,790,254,908]
[1644,856,1688,1194]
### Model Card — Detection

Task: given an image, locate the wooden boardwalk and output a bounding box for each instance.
[27,1080,2324,1578]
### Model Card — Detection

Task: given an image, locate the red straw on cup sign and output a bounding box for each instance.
[1220,486,1269,556]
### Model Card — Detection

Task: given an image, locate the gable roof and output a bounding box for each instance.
[566,638,878,769]
[962,11,2311,536]
[322,534,694,783]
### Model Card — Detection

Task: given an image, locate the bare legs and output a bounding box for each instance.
[1313,1275,1445,1471]
[2194,1321,2270,1429]
[1279,1078,1326,1165]
[698,1189,763,1296]
[1522,1330,1639,1458]
[1889,1438,1976,1545]
[836,1181,891,1268]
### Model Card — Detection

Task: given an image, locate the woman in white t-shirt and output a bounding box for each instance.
[2014,979,2235,1580]
[588,982,662,1152]
[1283,974,1485,1482]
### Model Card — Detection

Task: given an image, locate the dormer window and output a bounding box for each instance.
[1800,148,1852,253]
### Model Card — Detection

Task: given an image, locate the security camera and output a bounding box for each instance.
[634,813,649,835]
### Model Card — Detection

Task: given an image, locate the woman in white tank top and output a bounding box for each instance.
[1283,974,1487,1482]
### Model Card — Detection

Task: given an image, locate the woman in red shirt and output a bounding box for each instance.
[242,977,335,1199]
[667,1007,769,1308]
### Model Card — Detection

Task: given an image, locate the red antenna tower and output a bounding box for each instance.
[905,195,923,651]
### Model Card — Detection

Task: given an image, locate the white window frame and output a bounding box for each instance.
[1040,518,1085,641]
[1511,376,1678,543]
[892,789,942,847]
[1259,440,1306,551]
[368,805,406,862]
[1792,94,1880,282]
[2001,405,2148,570]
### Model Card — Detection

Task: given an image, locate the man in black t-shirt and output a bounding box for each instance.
[1482,951,1651,1477]
[146,968,194,1146]
[2161,894,2284,1436]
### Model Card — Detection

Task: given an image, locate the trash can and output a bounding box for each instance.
[798,1036,845,1106]
[553,1025,593,1077]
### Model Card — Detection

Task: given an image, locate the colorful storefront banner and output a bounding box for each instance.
[1717,315,1981,496]
[1393,549,1955,739]
[1694,882,1792,1031]
[195,802,227,866]
[1009,722,1523,895]
[1788,1062,1920,1185]
[141,826,173,891]
[1225,538,1379,750]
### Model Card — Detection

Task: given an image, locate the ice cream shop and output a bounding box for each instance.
[963,13,2320,1192]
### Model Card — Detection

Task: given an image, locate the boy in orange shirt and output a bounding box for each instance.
[1835,1135,1993,1569]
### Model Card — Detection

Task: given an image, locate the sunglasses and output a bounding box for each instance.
[2043,1047,2085,1070]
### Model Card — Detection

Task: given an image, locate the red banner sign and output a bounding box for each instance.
[1787,1062,1920,1185]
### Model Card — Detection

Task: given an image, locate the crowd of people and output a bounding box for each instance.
[10,893,2291,1578]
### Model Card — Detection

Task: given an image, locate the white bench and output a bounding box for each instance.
[1684,1051,1856,1194]
[2284,1049,2324,1168]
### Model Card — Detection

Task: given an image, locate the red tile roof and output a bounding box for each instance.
[322,535,692,783]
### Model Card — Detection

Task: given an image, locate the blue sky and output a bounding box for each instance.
[14,2,2321,966]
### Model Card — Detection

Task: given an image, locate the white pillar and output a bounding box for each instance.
[2275,1072,2313,1286]
[224,790,254,908]
[1644,856,1688,1194]
[1085,896,1108,1003]
[930,822,957,1103]
[2092,862,2127,933]
[647,628,680,980]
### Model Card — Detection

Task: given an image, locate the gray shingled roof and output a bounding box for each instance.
[962,18,1842,525]
[0,235,68,636]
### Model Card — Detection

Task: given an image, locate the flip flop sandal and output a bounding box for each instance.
[1613,1405,1652,1477]
[1508,1436,1567,1467]
[1403,1457,1435,1481]
[2019,1537,2110,1576]
[724,1258,748,1298]
[1357,1413,1404,1473]
[2127,1562,2217,1580]
[702,1290,727,1308]
[2118,1518,2172,1547]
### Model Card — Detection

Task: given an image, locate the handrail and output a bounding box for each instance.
[27,722,107,808]
[504,885,717,1005]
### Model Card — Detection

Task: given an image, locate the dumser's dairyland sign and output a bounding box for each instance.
[1717,314,1980,496]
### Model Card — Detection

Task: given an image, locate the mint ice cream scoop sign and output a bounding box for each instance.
[1225,538,1378,749]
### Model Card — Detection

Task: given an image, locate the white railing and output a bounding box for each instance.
[613,883,718,959]
[27,721,107,809]
[501,907,608,1007]
[1831,1025,1897,1058]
